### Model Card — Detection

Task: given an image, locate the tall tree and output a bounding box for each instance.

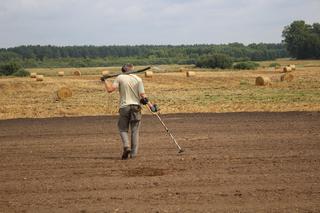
[282,20,320,59]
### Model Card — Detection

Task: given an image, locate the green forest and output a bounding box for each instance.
[0,43,288,68]
[0,20,319,72]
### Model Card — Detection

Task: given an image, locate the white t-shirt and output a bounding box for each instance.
[112,74,145,108]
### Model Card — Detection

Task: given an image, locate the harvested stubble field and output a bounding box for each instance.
[0,60,320,120]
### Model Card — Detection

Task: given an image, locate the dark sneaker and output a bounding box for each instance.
[122,147,131,160]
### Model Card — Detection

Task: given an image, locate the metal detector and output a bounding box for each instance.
[146,105,184,153]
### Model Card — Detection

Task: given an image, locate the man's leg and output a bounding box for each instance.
[118,106,131,159]
[119,131,129,148]
[130,120,140,158]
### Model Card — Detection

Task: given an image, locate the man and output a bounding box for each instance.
[104,64,158,160]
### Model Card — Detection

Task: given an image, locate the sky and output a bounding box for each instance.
[0,0,319,48]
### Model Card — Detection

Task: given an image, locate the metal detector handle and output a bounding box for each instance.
[146,105,184,153]
[101,66,152,80]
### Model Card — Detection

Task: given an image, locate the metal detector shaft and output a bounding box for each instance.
[101,66,151,80]
[147,106,184,153]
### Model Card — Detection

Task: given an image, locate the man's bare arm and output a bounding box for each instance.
[105,80,117,93]
[140,93,147,99]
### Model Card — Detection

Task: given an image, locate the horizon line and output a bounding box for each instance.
[1,42,285,49]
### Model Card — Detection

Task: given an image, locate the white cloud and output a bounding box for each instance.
[0,0,319,47]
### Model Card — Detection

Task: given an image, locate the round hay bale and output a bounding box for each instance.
[36,75,44,81]
[145,71,153,78]
[255,76,271,86]
[101,70,109,76]
[280,73,294,82]
[283,66,292,72]
[58,71,64,77]
[30,72,37,78]
[73,70,81,76]
[289,64,296,70]
[57,87,72,100]
[186,71,196,77]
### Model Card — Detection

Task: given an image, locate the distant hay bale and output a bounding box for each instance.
[289,64,296,70]
[255,76,271,86]
[36,75,44,81]
[73,70,81,76]
[30,72,37,78]
[58,71,64,77]
[145,71,153,78]
[179,68,185,72]
[280,73,294,82]
[283,66,292,72]
[57,87,72,100]
[270,75,280,82]
[186,71,196,77]
[101,70,109,76]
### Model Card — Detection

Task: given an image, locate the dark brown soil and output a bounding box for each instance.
[1,112,320,212]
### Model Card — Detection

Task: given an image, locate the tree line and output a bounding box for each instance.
[2,19,319,71]
[0,43,288,68]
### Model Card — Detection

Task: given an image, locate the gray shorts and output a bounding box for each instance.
[118,105,142,132]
